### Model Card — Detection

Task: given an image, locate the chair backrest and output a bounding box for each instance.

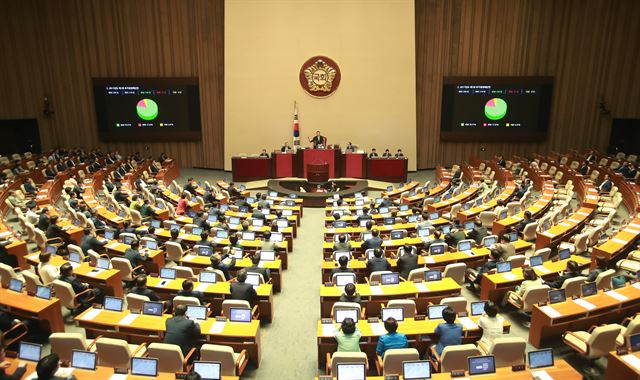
[448,204,461,219]
[439,297,468,314]
[560,276,586,298]
[522,222,538,241]
[407,267,430,282]
[173,296,201,308]
[96,337,133,368]
[125,293,150,313]
[487,337,526,367]
[521,284,550,312]
[507,254,526,268]
[174,266,195,280]
[164,241,185,262]
[49,332,87,363]
[443,263,466,285]
[586,325,622,358]
[67,244,85,261]
[329,352,368,377]
[595,269,616,290]
[130,210,142,226]
[51,280,77,309]
[381,348,419,375]
[573,232,590,254]
[0,263,19,287]
[222,299,251,317]
[200,344,240,376]
[111,257,135,281]
[440,344,480,373]
[331,302,362,318]
[387,299,416,318]
[623,316,640,344]
[22,270,42,294]
[534,248,552,261]
[332,272,356,286]
[147,343,184,373]
[479,212,496,228]
[369,271,393,283]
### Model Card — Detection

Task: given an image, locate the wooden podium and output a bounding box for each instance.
[307,162,329,183]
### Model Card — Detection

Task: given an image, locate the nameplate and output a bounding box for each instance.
[118,313,139,326]
[539,305,562,318]
[625,228,640,235]
[568,219,582,224]
[605,290,629,301]
[613,238,630,245]
[622,353,640,369]
[370,322,386,336]
[531,369,554,380]
[572,298,596,310]
[209,321,226,334]
[536,266,551,274]
[559,222,571,227]
[106,242,120,249]
[81,308,102,321]
[458,317,479,330]
[369,285,383,295]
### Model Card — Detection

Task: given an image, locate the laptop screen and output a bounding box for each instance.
[558,248,571,260]
[192,227,203,236]
[630,333,640,352]
[151,219,161,228]
[335,274,355,287]
[104,230,115,240]
[9,278,23,292]
[381,307,404,322]
[418,228,430,238]
[380,272,399,285]
[69,252,81,263]
[199,271,217,284]
[142,301,163,316]
[242,231,255,241]
[391,231,404,240]
[430,244,445,255]
[219,204,229,212]
[97,257,110,270]
[160,267,176,279]
[239,206,249,213]
[336,363,366,380]
[384,217,395,226]
[427,305,448,320]
[425,270,442,282]
[193,361,222,380]
[282,209,293,216]
[216,230,228,239]
[186,305,208,321]
[334,251,352,262]
[229,307,252,323]
[35,285,51,300]
[231,247,244,259]
[429,212,439,220]
[252,219,264,227]
[403,360,432,380]
[471,301,487,316]
[71,350,97,370]
[229,217,240,225]
[198,246,213,257]
[335,308,359,323]
[581,282,597,297]
[270,232,284,242]
[458,241,472,251]
[245,273,261,287]
[104,296,124,312]
[379,207,389,214]
[123,235,134,245]
[46,245,57,255]
[362,233,373,242]
[334,221,347,228]
[483,236,497,247]
[146,240,158,250]
[408,215,418,223]
[528,349,554,369]
[464,221,474,230]
[441,225,451,234]
[19,342,42,361]
[399,204,410,211]
[131,357,158,377]
[497,262,512,273]
[468,355,496,375]
[530,255,543,267]
[548,289,566,304]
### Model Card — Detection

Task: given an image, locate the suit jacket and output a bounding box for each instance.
[0,366,27,380]
[230,282,258,306]
[247,265,270,282]
[599,180,612,192]
[177,289,205,303]
[80,235,105,254]
[362,236,383,250]
[546,271,581,289]
[46,224,65,239]
[445,230,466,247]
[37,214,50,231]
[367,257,391,273]
[164,316,201,355]
[397,253,419,279]
[131,286,160,302]
[333,241,352,252]
[124,248,147,267]
[467,227,488,245]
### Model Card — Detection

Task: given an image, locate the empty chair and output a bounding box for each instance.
[479,211,497,228]
[0,263,23,288]
[375,348,419,376]
[95,338,147,369]
[534,248,552,262]
[429,344,480,373]
[50,333,99,363]
[200,344,249,377]
[326,352,368,376]
[386,300,417,318]
[477,337,527,367]
[125,293,150,313]
[442,204,461,220]
[21,270,42,294]
[407,267,431,282]
[562,324,621,374]
[111,257,142,282]
[507,284,550,312]
[331,302,363,320]
[507,255,526,269]
[173,266,195,280]
[443,263,466,285]
[595,269,615,290]
[521,222,538,241]
[67,244,86,261]
[439,297,468,314]
[560,276,586,298]
[615,315,640,347]
[165,241,188,262]
[147,342,195,373]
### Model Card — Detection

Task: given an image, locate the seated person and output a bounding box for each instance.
[23,178,38,195]
[423,230,446,251]
[261,231,277,251]
[397,244,419,280]
[333,234,352,252]
[544,260,581,289]
[510,267,542,299]
[362,228,383,250]
[467,219,488,245]
[176,193,189,215]
[598,174,613,193]
[259,149,270,158]
[0,335,27,380]
[168,228,189,251]
[130,275,161,302]
[207,251,236,281]
[433,306,462,356]
[124,240,148,269]
[247,252,270,282]
[339,283,361,303]
[516,211,535,232]
[444,219,466,247]
[230,269,258,307]
[376,317,408,358]
[467,248,501,291]
[395,149,404,158]
[177,279,204,304]
[59,263,103,307]
[331,256,355,276]
[80,228,106,255]
[369,148,379,158]
[36,353,77,380]
[37,251,59,284]
[586,256,608,282]
[196,231,215,248]
[382,149,392,158]
[334,317,362,352]
[366,247,391,273]
[164,304,202,356]
[477,301,505,347]
[495,234,516,260]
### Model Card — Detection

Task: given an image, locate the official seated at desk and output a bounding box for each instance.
[164,304,202,356]
[308,131,326,149]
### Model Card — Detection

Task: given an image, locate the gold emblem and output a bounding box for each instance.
[303,59,337,93]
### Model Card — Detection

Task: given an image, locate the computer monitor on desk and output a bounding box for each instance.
[336,363,366,380]
[193,361,222,380]
[131,357,158,377]
[403,360,432,380]
[19,342,42,362]
[427,305,448,320]
[468,355,496,375]
[71,350,97,370]
[548,289,566,304]
[381,307,404,322]
[528,349,554,369]
[334,308,359,323]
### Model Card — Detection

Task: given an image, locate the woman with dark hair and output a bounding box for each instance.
[545,260,581,289]
[334,317,362,352]
[586,257,608,282]
[516,268,542,297]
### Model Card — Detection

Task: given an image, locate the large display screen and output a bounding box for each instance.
[440,77,553,142]
[93,78,201,142]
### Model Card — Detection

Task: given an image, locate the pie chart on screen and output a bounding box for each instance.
[136,99,158,121]
[484,98,507,120]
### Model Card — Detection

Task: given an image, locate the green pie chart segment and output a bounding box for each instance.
[136,99,158,121]
[484,98,507,120]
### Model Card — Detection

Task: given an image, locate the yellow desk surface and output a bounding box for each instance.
[320,277,460,298]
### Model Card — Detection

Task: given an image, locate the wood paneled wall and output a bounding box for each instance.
[0,0,224,168]
[416,0,640,168]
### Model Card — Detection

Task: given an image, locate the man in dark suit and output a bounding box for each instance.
[598,174,613,193]
[362,229,383,251]
[168,228,189,251]
[80,228,106,255]
[59,263,103,307]
[397,244,419,279]
[44,166,57,179]
[496,155,506,167]
[379,196,393,208]
[124,240,147,268]
[578,161,589,175]
[467,249,501,291]
[366,247,391,273]
[585,150,597,163]
[207,252,236,281]
[184,178,198,195]
[247,253,270,282]
[333,234,352,252]
[35,353,75,380]
[37,208,50,231]
[544,260,581,289]
[423,230,446,251]
[177,280,204,304]
[230,269,258,307]
[46,216,71,245]
[309,130,325,148]
[195,231,215,248]
[467,220,488,245]
[515,211,536,233]
[331,256,355,276]
[382,149,392,158]
[369,148,379,158]
[23,178,38,195]
[444,220,466,247]
[164,304,202,355]
[130,275,161,301]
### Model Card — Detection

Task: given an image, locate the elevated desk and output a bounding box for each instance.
[366,158,408,182]
[231,156,273,182]
[0,287,64,333]
[606,351,640,380]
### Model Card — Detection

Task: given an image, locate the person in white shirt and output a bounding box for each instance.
[37,251,59,284]
[477,301,505,348]
[25,205,40,225]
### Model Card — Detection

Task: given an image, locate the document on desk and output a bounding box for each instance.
[633,282,640,290]
[179,234,190,240]
[85,269,104,277]
[622,354,640,369]
[502,273,518,281]
[605,290,629,301]
[370,322,386,335]
[625,228,640,235]
[80,308,102,321]
[209,321,226,334]
[414,282,429,293]
[108,375,129,380]
[531,369,554,380]
[195,283,210,292]
[321,323,336,337]
[118,313,139,326]
[106,242,120,249]
[613,238,630,245]
[458,317,479,330]
[369,285,383,295]
[539,305,562,318]
[572,298,596,310]
[536,266,551,274]
[181,254,195,262]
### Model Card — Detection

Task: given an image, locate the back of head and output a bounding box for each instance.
[263,230,271,240]
[341,317,356,335]
[373,247,383,258]
[474,219,482,227]
[338,256,349,268]
[384,317,398,333]
[36,353,60,379]
[523,267,538,281]
[237,269,248,283]
[372,228,379,237]
[500,234,510,243]
[182,279,193,291]
[490,248,501,260]
[338,234,346,243]
[251,253,260,265]
[39,251,51,264]
[442,306,457,324]
[60,263,72,277]
[171,229,179,239]
[200,231,209,241]
[135,275,147,288]
[174,304,187,316]
[567,260,579,273]
[484,301,498,317]
[344,283,356,296]
[184,372,202,380]
[433,230,441,239]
